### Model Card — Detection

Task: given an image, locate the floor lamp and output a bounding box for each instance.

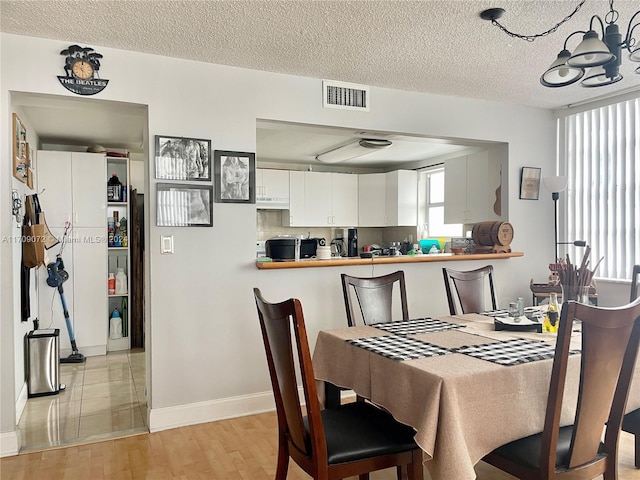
[542,176,568,263]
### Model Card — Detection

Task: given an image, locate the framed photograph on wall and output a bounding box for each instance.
[12,113,29,184]
[156,183,213,227]
[213,150,255,204]
[155,135,212,181]
[519,166,541,200]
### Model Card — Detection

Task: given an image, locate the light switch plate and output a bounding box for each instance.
[161,235,173,254]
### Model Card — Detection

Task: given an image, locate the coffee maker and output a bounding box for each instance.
[347,228,358,257]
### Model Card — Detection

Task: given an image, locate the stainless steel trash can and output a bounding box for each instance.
[27,329,61,397]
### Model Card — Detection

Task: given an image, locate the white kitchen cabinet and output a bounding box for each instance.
[282,170,305,226]
[36,150,108,356]
[386,170,417,226]
[256,168,289,209]
[444,151,501,224]
[283,171,357,227]
[358,171,417,227]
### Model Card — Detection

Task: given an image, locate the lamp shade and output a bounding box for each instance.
[542,176,568,193]
[566,30,615,67]
[540,50,585,87]
[581,65,623,87]
[629,44,640,62]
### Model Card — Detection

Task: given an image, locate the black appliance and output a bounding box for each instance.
[265,237,325,261]
[347,228,358,257]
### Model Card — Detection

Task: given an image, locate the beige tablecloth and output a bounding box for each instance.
[312,314,640,480]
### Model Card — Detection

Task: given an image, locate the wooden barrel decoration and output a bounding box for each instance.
[472,221,514,253]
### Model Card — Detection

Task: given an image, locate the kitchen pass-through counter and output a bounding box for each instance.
[255,252,523,269]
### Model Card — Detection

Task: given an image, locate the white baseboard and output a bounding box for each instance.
[60,344,106,358]
[16,383,27,425]
[149,390,276,432]
[0,430,20,457]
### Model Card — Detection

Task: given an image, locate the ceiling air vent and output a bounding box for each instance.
[323,80,369,111]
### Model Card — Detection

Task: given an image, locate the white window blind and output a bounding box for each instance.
[561,98,639,280]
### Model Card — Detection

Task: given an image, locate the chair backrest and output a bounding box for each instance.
[442,265,497,315]
[539,297,640,476]
[631,264,640,301]
[253,288,327,467]
[341,270,409,326]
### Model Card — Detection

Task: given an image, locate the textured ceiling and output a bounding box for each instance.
[2,0,640,110]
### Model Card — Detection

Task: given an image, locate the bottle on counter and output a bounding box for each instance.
[109,308,122,340]
[115,267,127,294]
[108,273,115,295]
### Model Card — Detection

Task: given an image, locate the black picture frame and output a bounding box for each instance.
[155,135,211,181]
[156,183,213,227]
[519,167,541,200]
[213,150,256,204]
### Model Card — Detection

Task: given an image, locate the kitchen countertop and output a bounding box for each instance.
[255,251,523,269]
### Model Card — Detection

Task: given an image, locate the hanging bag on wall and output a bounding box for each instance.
[22,221,46,268]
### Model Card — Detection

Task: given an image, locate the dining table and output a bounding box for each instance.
[312,311,640,480]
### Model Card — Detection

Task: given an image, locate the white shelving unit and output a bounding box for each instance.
[106,155,131,352]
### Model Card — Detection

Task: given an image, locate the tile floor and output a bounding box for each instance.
[18,349,147,453]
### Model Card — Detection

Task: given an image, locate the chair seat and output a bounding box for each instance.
[490,425,604,470]
[307,402,419,465]
[623,408,640,434]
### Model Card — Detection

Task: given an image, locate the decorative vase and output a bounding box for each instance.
[561,284,590,304]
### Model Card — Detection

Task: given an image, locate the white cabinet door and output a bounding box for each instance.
[283,170,305,226]
[73,227,108,350]
[332,173,358,227]
[465,151,501,223]
[358,173,386,226]
[72,153,107,227]
[386,170,417,226]
[36,151,72,230]
[304,171,332,226]
[444,155,470,223]
[256,169,289,208]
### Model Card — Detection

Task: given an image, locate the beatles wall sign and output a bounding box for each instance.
[58,45,109,96]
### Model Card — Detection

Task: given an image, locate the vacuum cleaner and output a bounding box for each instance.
[46,223,85,364]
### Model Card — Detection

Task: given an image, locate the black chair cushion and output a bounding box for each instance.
[623,408,640,434]
[490,425,604,470]
[306,402,419,465]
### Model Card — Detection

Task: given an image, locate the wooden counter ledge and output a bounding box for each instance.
[255,252,523,269]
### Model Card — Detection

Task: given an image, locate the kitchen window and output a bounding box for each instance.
[422,167,463,237]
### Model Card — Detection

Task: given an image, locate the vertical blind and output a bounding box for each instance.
[562,98,639,280]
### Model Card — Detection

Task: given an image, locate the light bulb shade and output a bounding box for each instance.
[540,50,585,87]
[581,65,623,87]
[566,30,615,67]
[316,139,392,163]
[630,45,640,62]
[542,176,568,194]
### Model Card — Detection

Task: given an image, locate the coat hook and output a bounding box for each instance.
[12,190,23,227]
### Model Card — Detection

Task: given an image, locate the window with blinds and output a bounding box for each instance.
[560,97,639,281]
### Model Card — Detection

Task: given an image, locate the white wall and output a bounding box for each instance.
[1,33,557,444]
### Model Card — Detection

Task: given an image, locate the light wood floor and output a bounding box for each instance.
[1,410,638,479]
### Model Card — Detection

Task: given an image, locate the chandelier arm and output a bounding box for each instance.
[623,11,640,48]
[488,0,588,42]
[589,15,606,36]
[563,30,588,49]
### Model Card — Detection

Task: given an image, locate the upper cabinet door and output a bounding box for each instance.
[36,151,73,230]
[256,169,289,209]
[332,173,358,227]
[284,170,305,226]
[72,153,107,227]
[304,171,332,226]
[386,170,417,226]
[358,173,386,226]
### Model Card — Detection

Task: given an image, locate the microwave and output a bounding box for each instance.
[265,237,325,260]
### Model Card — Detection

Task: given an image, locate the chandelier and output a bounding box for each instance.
[481,0,640,88]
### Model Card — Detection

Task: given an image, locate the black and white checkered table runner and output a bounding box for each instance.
[370,317,465,335]
[348,335,451,361]
[454,338,579,366]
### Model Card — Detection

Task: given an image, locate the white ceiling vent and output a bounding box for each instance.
[323,80,369,111]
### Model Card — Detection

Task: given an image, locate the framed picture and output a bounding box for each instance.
[156,183,213,227]
[12,113,29,184]
[520,167,541,200]
[155,135,211,181]
[213,150,256,204]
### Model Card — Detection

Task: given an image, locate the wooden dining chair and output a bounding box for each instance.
[622,264,640,468]
[482,296,640,480]
[341,270,409,326]
[253,288,424,480]
[442,265,497,315]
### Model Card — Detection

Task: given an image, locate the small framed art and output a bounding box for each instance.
[519,167,541,200]
[12,113,29,184]
[155,135,211,181]
[156,183,213,227]
[213,150,255,204]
